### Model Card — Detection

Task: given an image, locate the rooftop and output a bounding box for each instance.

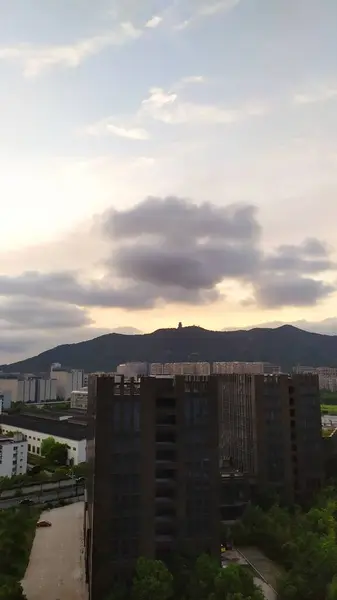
[0,435,25,445]
[0,414,86,441]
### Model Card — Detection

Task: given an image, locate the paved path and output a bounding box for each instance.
[254,577,277,600]
[22,502,87,600]
[238,546,281,590]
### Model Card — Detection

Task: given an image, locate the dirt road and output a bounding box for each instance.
[22,502,87,600]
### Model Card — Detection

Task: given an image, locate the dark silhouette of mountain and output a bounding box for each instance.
[1,324,337,374]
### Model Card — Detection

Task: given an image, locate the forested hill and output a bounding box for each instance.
[2,324,337,373]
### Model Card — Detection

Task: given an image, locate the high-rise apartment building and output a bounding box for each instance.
[85,374,221,600]
[219,373,323,502]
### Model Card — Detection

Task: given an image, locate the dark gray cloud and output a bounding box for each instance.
[0,298,93,330]
[263,238,334,274]
[113,243,260,290]
[0,197,336,311]
[103,196,261,243]
[254,276,335,308]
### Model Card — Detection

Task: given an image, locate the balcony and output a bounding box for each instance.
[155,535,174,544]
[155,495,175,505]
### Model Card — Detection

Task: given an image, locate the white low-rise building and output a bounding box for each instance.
[0,432,28,477]
[0,415,86,465]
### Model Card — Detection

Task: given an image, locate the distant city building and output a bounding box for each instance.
[116,362,148,378]
[149,361,281,377]
[0,391,12,413]
[50,364,84,400]
[0,432,28,477]
[149,362,211,376]
[85,374,221,599]
[219,373,323,502]
[70,388,88,410]
[213,361,281,375]
[0,375,19,403]
[0,414,86,465]
[17,378,58,404]
[293,366,337,391]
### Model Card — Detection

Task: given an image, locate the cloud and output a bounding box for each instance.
[253,276,335,309]
[145,15,163,28]
[197,0,241,17]
[0,298,93,330]
[83,121,150,140]
[174,0,240,30]
[140,87,267,125]
[263,238,335,274]
[225,318,337,336]
[0,197,335,312]
[293,86,337,105]
[82,75,264,139]
[180,75,205,84]
[0,298,109,363]
[0,326,110,364]
[0,21,141,77]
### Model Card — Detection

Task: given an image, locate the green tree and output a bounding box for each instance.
[132,557,173,600]
[41,437,68,466]
[187,553,220,600]
[211,564,263,600]
[327,576,337,600]
[0,580,26,600]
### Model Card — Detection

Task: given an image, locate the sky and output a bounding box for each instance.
[1,0,337,363]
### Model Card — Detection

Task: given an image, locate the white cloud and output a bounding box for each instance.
[84,120,150,140]
[181,75,205,84]
[145,15,163,28]
[140,86,267,125]
[293,86,337,105]
[197,0,241,17]
[0,21,142,78]
[174,0,240,30]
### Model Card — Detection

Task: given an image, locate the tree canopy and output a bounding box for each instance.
[40,436,68,466]
[232,486,337,600]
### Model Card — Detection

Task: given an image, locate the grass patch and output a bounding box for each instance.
[320,390,337,403]
[0,506,41,598]
[321,404,337,414]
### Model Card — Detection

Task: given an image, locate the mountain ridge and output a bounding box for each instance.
[1,324,337,373]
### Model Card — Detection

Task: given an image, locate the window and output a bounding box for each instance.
[36,447,40,455]
[28,444,31,452]
[32,446,35,453]
[157,397,176,409]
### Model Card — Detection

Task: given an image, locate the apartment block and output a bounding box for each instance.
[0,432,28,477]
[85,374,221,600]
[219,373,323,502]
